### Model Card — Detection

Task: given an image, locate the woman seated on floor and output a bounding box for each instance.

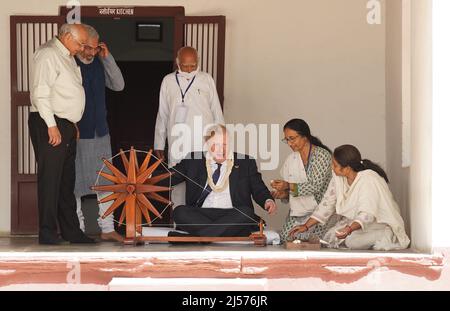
[288,144,410,250]
[270,119,339,243]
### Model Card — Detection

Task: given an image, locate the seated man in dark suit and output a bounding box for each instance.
[168,124,277,237]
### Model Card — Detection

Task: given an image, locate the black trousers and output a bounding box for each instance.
[28,112,84,241]
[173,205,259,237]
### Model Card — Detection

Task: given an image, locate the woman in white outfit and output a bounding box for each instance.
[271,119,339,242]
[288,144,410,250]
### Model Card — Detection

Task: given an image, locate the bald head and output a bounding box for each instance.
[58,23,88,56]
[176,46,199,73]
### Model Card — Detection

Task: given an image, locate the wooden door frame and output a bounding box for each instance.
[10,16,65,234]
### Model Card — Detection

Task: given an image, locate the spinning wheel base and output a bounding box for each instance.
[134,234,267,246]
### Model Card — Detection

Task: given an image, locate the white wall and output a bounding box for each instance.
[409,0,432,252]
[385,0,410,235]
[431,0,450,249]
[0,0,387,233]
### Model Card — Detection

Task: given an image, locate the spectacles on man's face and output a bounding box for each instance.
[281,135,300,144]
[84,45,102,54]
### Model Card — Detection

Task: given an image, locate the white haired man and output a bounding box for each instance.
[167,125,277,237]
[29,23,95,244]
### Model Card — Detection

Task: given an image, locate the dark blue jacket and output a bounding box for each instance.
[76,56,109,139]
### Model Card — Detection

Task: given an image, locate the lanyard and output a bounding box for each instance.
[175,72,196,105]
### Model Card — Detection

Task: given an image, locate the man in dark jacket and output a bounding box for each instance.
[74,24,125,242]
[168,124,277,237]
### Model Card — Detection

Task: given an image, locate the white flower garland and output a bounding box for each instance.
[205,154,234,193]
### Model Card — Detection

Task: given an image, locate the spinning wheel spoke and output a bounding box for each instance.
[97,171,121,184]
[127,148,137,184]
[119,149,129,173]
[137,200,152,224]
[132,147,140,172]
[136,184,171,194]
[136,159,162,184]
[118,202,127,227]
[147,192,172,205]
[102,158,127,183]
[91,184,127,193]
[137,193,162,219]
[139,148,153,174]
[98,192,121,204]
[146,172,173,185]
[102,193,127,219]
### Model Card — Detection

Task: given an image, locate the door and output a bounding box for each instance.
[10,16,65,234]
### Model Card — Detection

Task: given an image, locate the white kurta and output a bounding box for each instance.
[314,170,410,250]
[154,71,224,207]
[154,71,224,167]
[280,151,318,217]
[30,37,85,127]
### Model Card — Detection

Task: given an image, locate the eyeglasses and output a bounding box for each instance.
[84,45,102,53]
[281,135,300,144]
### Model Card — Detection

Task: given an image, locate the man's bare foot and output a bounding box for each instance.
[101,231,124,242]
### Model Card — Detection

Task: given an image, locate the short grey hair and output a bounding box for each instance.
[82,24,99,39]
[58,23,79,37]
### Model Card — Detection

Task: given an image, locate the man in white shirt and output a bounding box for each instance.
[154,46,224,207]
[29,23,95,245]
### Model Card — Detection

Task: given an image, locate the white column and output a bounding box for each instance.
[432,0,450,248]
[409,0,433,252]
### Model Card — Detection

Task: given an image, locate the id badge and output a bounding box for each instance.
[175,105,189,124]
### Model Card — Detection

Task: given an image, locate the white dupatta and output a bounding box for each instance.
[334,170,410,250]
[280,152,317,217]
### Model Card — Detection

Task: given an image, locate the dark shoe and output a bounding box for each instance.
[168,231,193,244]
[168,231,191,237]
[69,235,97,244]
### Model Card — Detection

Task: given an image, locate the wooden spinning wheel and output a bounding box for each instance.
[91,147,173,245]
[91,147,267,246]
